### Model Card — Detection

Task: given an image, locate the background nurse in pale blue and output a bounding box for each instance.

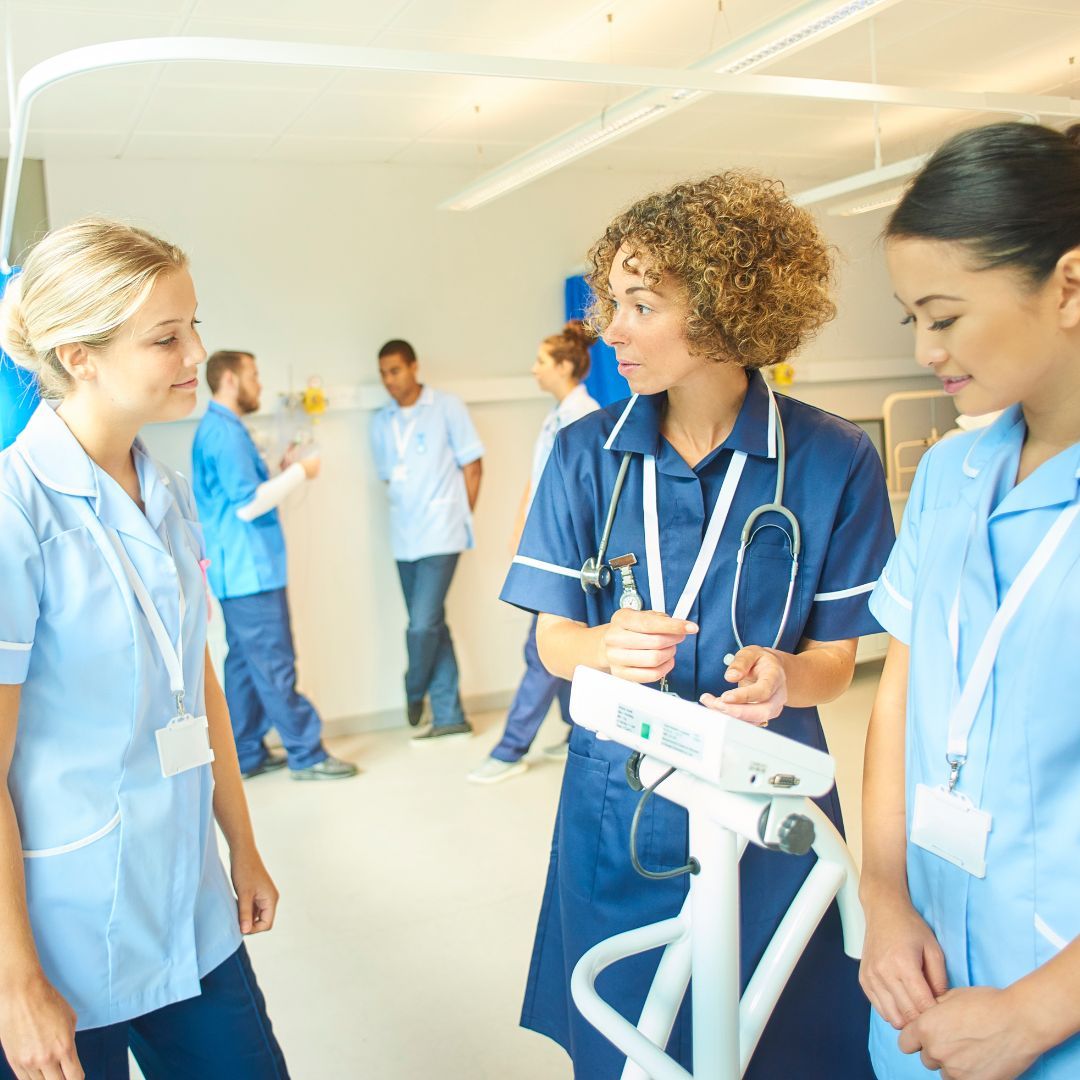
[370,384,484,561]
[860,121,1080,1080]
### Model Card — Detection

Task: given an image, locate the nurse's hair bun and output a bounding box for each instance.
[543,319,594,381]
[0,275,37,369]
[0,218,188,399]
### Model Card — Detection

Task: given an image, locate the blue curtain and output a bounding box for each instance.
[0,267,38,451]
[565,275,630,408]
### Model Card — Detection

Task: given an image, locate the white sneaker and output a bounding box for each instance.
[467,757,528,785]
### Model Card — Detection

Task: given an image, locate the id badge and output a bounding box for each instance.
[911,783,991,878]
[391,463,408,483]
[156,714,215,778]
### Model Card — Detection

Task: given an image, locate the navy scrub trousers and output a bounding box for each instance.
[490,614,571,762]
[219,587,327,773]
[0,945,289,1080]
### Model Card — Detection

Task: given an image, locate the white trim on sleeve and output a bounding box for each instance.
[455,442,484,461]
[512,555,582,581]
[813,581,876,602]
[0,640,32,652]
[877,571,913,612]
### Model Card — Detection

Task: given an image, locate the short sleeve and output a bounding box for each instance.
[868,450,930,645]
[369,412,391,482]
[204,422,263,507]
[0,493,43,684]
[500,435,588,623]
[445,396,484,467]
[803,432,896,642]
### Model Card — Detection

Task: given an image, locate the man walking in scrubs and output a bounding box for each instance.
[192,350,356,780]
[370,340,484,741]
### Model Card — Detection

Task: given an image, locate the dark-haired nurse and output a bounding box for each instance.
[862,121,1080,1079]
[502,172,895,1078]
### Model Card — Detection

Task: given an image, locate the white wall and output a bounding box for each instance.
[45,158,934,728]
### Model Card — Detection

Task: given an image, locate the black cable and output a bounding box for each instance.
[629,763,701,881]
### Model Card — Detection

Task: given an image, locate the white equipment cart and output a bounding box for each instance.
[568,667,865,1080]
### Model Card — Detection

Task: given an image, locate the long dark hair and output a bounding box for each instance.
[886,122,1080,284]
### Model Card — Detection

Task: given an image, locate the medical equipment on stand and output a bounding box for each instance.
[569,667,864,1080]
[580,390,801,651]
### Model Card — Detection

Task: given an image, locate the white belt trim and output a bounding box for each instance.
[877,571,912,612]
[23,810,121,859]
[813,581,876,602]
[1035,914,1069,953]
[512,555,582,580]
[0,640,32,652]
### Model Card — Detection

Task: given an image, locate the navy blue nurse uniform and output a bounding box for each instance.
[500,371,894,1078]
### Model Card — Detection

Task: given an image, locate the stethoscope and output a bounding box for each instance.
[580,393,801,651]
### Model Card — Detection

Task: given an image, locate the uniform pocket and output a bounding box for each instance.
[558,748,610,904]
[22,809,121,859]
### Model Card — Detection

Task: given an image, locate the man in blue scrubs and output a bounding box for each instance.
[192,350,356,780]
[371,340,484,741]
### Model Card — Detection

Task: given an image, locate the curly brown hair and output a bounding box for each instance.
[585,171,835,368]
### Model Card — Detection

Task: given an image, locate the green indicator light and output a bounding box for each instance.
[641,722,651,739]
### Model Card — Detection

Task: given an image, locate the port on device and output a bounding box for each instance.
[768,773,800,789]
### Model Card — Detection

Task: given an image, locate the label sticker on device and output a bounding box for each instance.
[616,704,657,742]
[660,722,704,761]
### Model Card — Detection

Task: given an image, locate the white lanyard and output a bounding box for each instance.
[107,529,187,714]
[391,413,417,464]
[643,451,747,620]
[944,482,1080,787]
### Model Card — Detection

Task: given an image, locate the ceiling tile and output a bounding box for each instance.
[9,8,179,70]
[134,84,317,137]
[286,92,450,140]
[25,68,155,130]
[260,136,412,162]
[22,130,131,158]
[389,140,524,167]
[189,0,393,27]
[122,132,278,159]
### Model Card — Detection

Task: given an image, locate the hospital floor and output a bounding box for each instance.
[148,662,881,1079]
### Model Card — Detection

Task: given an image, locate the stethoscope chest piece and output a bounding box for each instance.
[580,556,611,594]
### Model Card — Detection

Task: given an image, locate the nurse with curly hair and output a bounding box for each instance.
[501,172,895,1076]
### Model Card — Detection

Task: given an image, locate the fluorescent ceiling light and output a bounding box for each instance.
[443,0,904,211]
[444,104,668,211]
[826,185,906,216]
[793,153,928,208]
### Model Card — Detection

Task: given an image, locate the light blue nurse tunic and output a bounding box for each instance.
[869,406,1080,1078]
[369,386,484,562]
[0,403,241,1031]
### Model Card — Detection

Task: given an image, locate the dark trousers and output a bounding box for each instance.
[0,945,289,1080]
[491,615,571,762]
[396,553,465,728]
[219,587,327,772]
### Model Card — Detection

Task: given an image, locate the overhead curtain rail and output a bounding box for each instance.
[3,35,1079,266]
